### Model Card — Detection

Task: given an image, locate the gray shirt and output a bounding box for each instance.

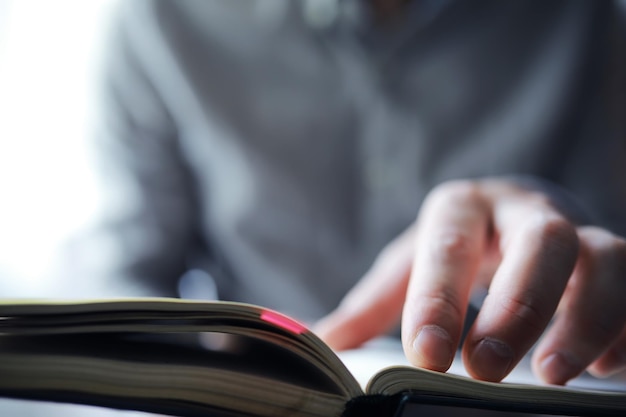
[91,0,626,321]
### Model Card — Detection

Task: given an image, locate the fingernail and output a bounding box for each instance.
[539,352,582,385]
[412,325,454,370]
[470,338,513,381]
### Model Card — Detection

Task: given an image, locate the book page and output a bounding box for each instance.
[337,337,626,392]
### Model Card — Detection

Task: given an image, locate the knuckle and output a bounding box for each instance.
[579,228,626,283]
[527,192,553,208]
[610,237,626,272]
[416,290,466,326]
[579,226,620,252]
[429,231,474,264]
[499,293,550,334]
[427,180,482,207]
[523,213,579,255]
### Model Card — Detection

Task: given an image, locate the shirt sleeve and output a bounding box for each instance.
[72,2,204,298]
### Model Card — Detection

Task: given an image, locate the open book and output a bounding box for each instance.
[0,298,624,417]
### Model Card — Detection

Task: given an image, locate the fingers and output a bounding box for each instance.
[403,181,490,372]
[589,326,626,378]
[313,226,415,350]
[318,177,625,387]
[462,196,579,382]
[532,227,626,384]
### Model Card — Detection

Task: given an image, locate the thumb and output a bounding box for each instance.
[314,227,415,350]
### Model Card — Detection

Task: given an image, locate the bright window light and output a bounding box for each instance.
[0,0,116,295]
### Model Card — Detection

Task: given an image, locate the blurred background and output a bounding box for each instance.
[0,0,117,296]
[0,8,147,417]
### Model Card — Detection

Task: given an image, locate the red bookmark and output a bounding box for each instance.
[260,310,307,335]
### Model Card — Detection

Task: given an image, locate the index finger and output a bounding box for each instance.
[402,181,490,371]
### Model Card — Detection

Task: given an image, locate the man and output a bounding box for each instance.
[92,0,626,385]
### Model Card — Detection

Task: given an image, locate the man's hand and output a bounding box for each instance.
[314,179,626,384]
